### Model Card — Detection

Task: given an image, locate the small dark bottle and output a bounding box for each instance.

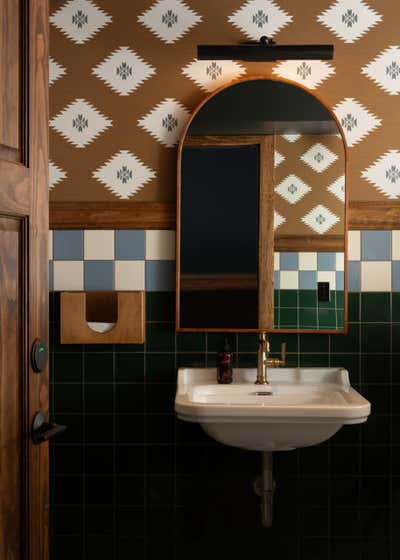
[217,338,233,384]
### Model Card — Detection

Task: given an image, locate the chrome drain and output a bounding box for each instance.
[253,391,273,396]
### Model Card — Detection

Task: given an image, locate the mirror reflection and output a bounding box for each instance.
[177,78,346,332]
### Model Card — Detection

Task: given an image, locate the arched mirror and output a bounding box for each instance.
[176,77,347,333]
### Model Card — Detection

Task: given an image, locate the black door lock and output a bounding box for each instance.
[31,412,67,444]
[31,338,48,373]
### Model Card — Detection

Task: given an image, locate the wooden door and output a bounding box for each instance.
[0,1,49,559]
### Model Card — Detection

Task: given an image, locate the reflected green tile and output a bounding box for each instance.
[279,290,298,308]
[318,309,337,329]
[299,308,318,329]
[318,291,336,310]
[336,291,344,308]
[361,293,391,322]
[337,310,344,328]
[279,308,298,328]
[361,324,391,353]
[299,290,317,308]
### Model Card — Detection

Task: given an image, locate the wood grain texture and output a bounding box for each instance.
[180,273,257,291]
[0,0,19,151]
[60,292,145,344]
[349,201,400,230]
[275,235,344,252]
[258,136,275,330]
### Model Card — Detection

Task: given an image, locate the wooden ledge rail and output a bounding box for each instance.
[60,291,145,344]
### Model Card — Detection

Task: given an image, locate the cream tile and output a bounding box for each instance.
[335,252,345,271]
[280,271,298,290]
[84,230,115,260]
[145,230,175,260]
[317,270,336,290]
[348,231,360,261]
[393,231,400,260]
[48,231,53,260]
[53,261,84,291]
[298,252,317,271]
[115,260,145,291]
[274,253,280,271]
[361,261,391,292]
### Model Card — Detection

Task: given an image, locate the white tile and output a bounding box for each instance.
[393,231,400,260]
[280,271,299,290]
[317,270,336,290]
[299,252,317,270]
[48,231,53,260]
[115,260,145,291]
[84,230,115,260]
[274,253,280,271]
[145,230,175,260]
[53,261,84,291]
[361,261,391,291]
[336,252,345,271]
[348,231,360,261]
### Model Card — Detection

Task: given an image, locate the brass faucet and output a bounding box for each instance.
[256,333,286,386]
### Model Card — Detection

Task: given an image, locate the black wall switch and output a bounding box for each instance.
[318,282,330,302]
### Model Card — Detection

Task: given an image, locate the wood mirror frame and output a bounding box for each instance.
[176,76,349,334]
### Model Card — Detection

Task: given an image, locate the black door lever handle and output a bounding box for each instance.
[32,412,67,444]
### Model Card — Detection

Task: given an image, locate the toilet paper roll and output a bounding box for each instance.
[87,322,116,333]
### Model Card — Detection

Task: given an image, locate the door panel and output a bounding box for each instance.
[0,1,49,559]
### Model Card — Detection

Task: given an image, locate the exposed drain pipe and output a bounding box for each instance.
[253,451,275,527]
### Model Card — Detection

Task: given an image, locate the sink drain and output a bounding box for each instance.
[253,391,273,396]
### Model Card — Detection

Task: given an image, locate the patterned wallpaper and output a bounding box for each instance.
[50,0,400,203]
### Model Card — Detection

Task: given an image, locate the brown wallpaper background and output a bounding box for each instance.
[49,0,400,203]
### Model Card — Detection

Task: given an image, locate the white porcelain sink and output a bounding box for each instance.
[175,368,371,451]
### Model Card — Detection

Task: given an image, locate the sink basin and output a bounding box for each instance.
[175,368,371,451]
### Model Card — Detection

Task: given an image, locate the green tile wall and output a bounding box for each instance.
[50,290,399,560]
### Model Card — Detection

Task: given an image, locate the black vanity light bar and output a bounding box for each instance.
[197,37,334,62]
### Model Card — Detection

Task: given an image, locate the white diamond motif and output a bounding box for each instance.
[93,150,156,199]
[362,150,400,199]
[274,151,285,167]
[274,211,286,230]
[281,134,300,143]
[302,205,340,235]
[327,175,345,202]
[138,0,202,44]
[49,58,66,86]
[138,98,190,148]
[50,0,111,44]
[49,161,67,190]
[182,59,246,92]
[362,46,400,95]
[273,60,335,89]
[92,47,156,96]
[50,98,112,148]
[317,0,382,44]
[301,143,338,173]
[333,97,381,146]
[275,174,311,204]
[229,0,292,41]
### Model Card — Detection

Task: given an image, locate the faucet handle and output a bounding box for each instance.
[280,342,286,364]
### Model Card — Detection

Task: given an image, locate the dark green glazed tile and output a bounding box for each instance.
[361,324,391,353]
[116,383,145,414]
[85,505,114,535]
[300,334,329,353]
[270,332,298,353]
[392,324,400,351]
[331,323,360,353]
[115,353,145,383]
[279,308,298,328]
[53,445,83,475]
[85,445,114,475]
[176,352,206,370]
[52,506,83,535]
[206,332,237,353]
[318,309,337,329]
[53,384,83,414]
[336,291,345,308]
[237,352,258,368]
[274,290,279,307]
[176,331,206,352]
[146,353,175,383]
[115,414,145,444]
[146,322,175,352]
[238,332,259,352]
[299,290,317,308]
[115,342,145,353]
[85,384,114,414]
[85,414,114,444]
[361,293,391,322]
[53,353,83,383]
[348,293,360,322]
[53,413,83,444]
[393,292,400,322]
[146,292,175,322]
[299,354,329,367]
[84,353,114,383]
[279,290,298,308]
[299,308,318,329]
[360,354,391,384]
[116,446,145,475]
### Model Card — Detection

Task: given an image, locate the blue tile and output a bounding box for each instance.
[115,230,145,260]
[361,231,391,261]
[348,261,361,292]
[145,261,175,292]
[336,271,344,291]
[392,262,400,291]
[53,230,84,260]
[280,252,299,270]
[84,261,114,291]
[317,252,336,271]
[274,271,280,289]
[299,271,317,290]
[49,262,53,291]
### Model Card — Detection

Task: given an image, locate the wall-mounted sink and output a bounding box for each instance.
[175,368,371,451]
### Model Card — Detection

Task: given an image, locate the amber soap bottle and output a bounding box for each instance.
[217,338,233,384]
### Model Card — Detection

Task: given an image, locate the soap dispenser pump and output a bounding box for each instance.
[217,337,233,384]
